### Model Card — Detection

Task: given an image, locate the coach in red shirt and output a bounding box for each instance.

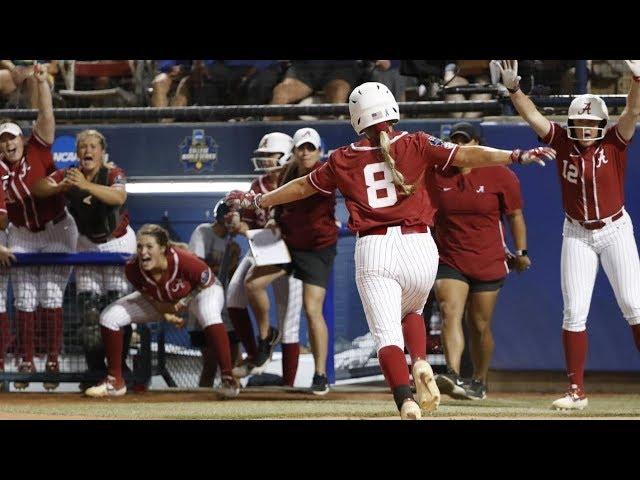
[244,127,338,395]
[431,122,530,401]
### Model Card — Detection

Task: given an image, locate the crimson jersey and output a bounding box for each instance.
[0,133,66,231]
[49,165,130,239]
[309,131,459,233]
[542,122,629,220]
[125,247,215,302]
[279,162,338,251]
[433,165,523,281]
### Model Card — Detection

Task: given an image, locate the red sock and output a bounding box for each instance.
[101,326,124,381]
[378,345,410,389]
[631,324,640,352]
[281,342,300,386]
[16,311,35,362]
[228,308,258,359]
[204,324,233,377]
[562,329,588,390]
[401,312,427,363]
[43,307,63,363]
[0,312,9,366]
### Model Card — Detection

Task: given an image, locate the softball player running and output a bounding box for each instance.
[247,82,553,419]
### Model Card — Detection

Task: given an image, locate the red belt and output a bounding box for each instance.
[358,224,429,238]
[566,210,624,231]
[29,211,67,233]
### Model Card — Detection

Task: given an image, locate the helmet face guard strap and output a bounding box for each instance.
[567,121,607,141]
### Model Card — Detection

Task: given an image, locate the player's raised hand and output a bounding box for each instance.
[624,60,640,77]
[492,60,521,93]
[32,62,48,83]
[511,147,556,167]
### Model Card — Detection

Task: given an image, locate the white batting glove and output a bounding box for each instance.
[510,147,556,167]
[492,60,521,93]
[624,60,640,78]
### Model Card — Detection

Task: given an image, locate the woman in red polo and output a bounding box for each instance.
[431,122,530,401]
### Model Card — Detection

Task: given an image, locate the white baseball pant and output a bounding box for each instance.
[0,230,8,313]
[75,226,136,295]
[8,213,78,310]
[226,250,303,342]
[101,282,225,331]
[561,209,640,332]
[355,227,439,352]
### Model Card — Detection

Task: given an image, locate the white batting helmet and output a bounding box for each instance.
[251,132,294,172]
[349,82,399,135]
[567,94,609,141]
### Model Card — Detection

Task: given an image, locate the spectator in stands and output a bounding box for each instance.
[42,129,136,391]
[0,60,56,109]
[171,61,232,108]
[244,128,338,394]
[267,60,361,120]
[431,122,530,400]
[362,60,416,102]
[441,60,493,119]
[150,61,191,107]
[188,199,242,387]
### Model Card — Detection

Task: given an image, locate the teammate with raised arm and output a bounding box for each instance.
[0,63,79,390]
[495,60,640,410]
[244,82,554,419]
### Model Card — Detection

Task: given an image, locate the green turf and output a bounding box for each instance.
[1,394,640,419]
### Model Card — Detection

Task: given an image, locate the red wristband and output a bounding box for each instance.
[510,149,522,164]
[633,75,640,83]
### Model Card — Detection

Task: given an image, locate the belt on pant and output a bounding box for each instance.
[28,212,67,233]
[565,210,624,231]
[358,224,429,238]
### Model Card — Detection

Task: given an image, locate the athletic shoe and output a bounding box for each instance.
[412,359,440,412]
[217,375,240,398]
[400,399,422,420]
[435,369,469,399]
[552,385,588,410]
[84,375,127,398]
[14,361,35,390]
[250,327,281,375]
[232,357,256,378]
[43,361,60,391]
[464,379,487,400]
[310,373,330,395]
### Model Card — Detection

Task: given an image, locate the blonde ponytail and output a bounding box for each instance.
[379,130,414,196]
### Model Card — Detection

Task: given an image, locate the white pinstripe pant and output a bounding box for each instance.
[0,230,8,313]
[561,209,640,331]
[226,251,303,343]
[75,226,136,295]
[100,282,225,331]
[8,213,78,310]
[355,227,439,352]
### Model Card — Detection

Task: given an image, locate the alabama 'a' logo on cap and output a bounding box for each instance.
[579,102,592,115]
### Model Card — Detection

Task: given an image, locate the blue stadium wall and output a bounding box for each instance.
[51,120,640,372]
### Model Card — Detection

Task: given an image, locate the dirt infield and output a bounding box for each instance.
[0,389,639,420]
